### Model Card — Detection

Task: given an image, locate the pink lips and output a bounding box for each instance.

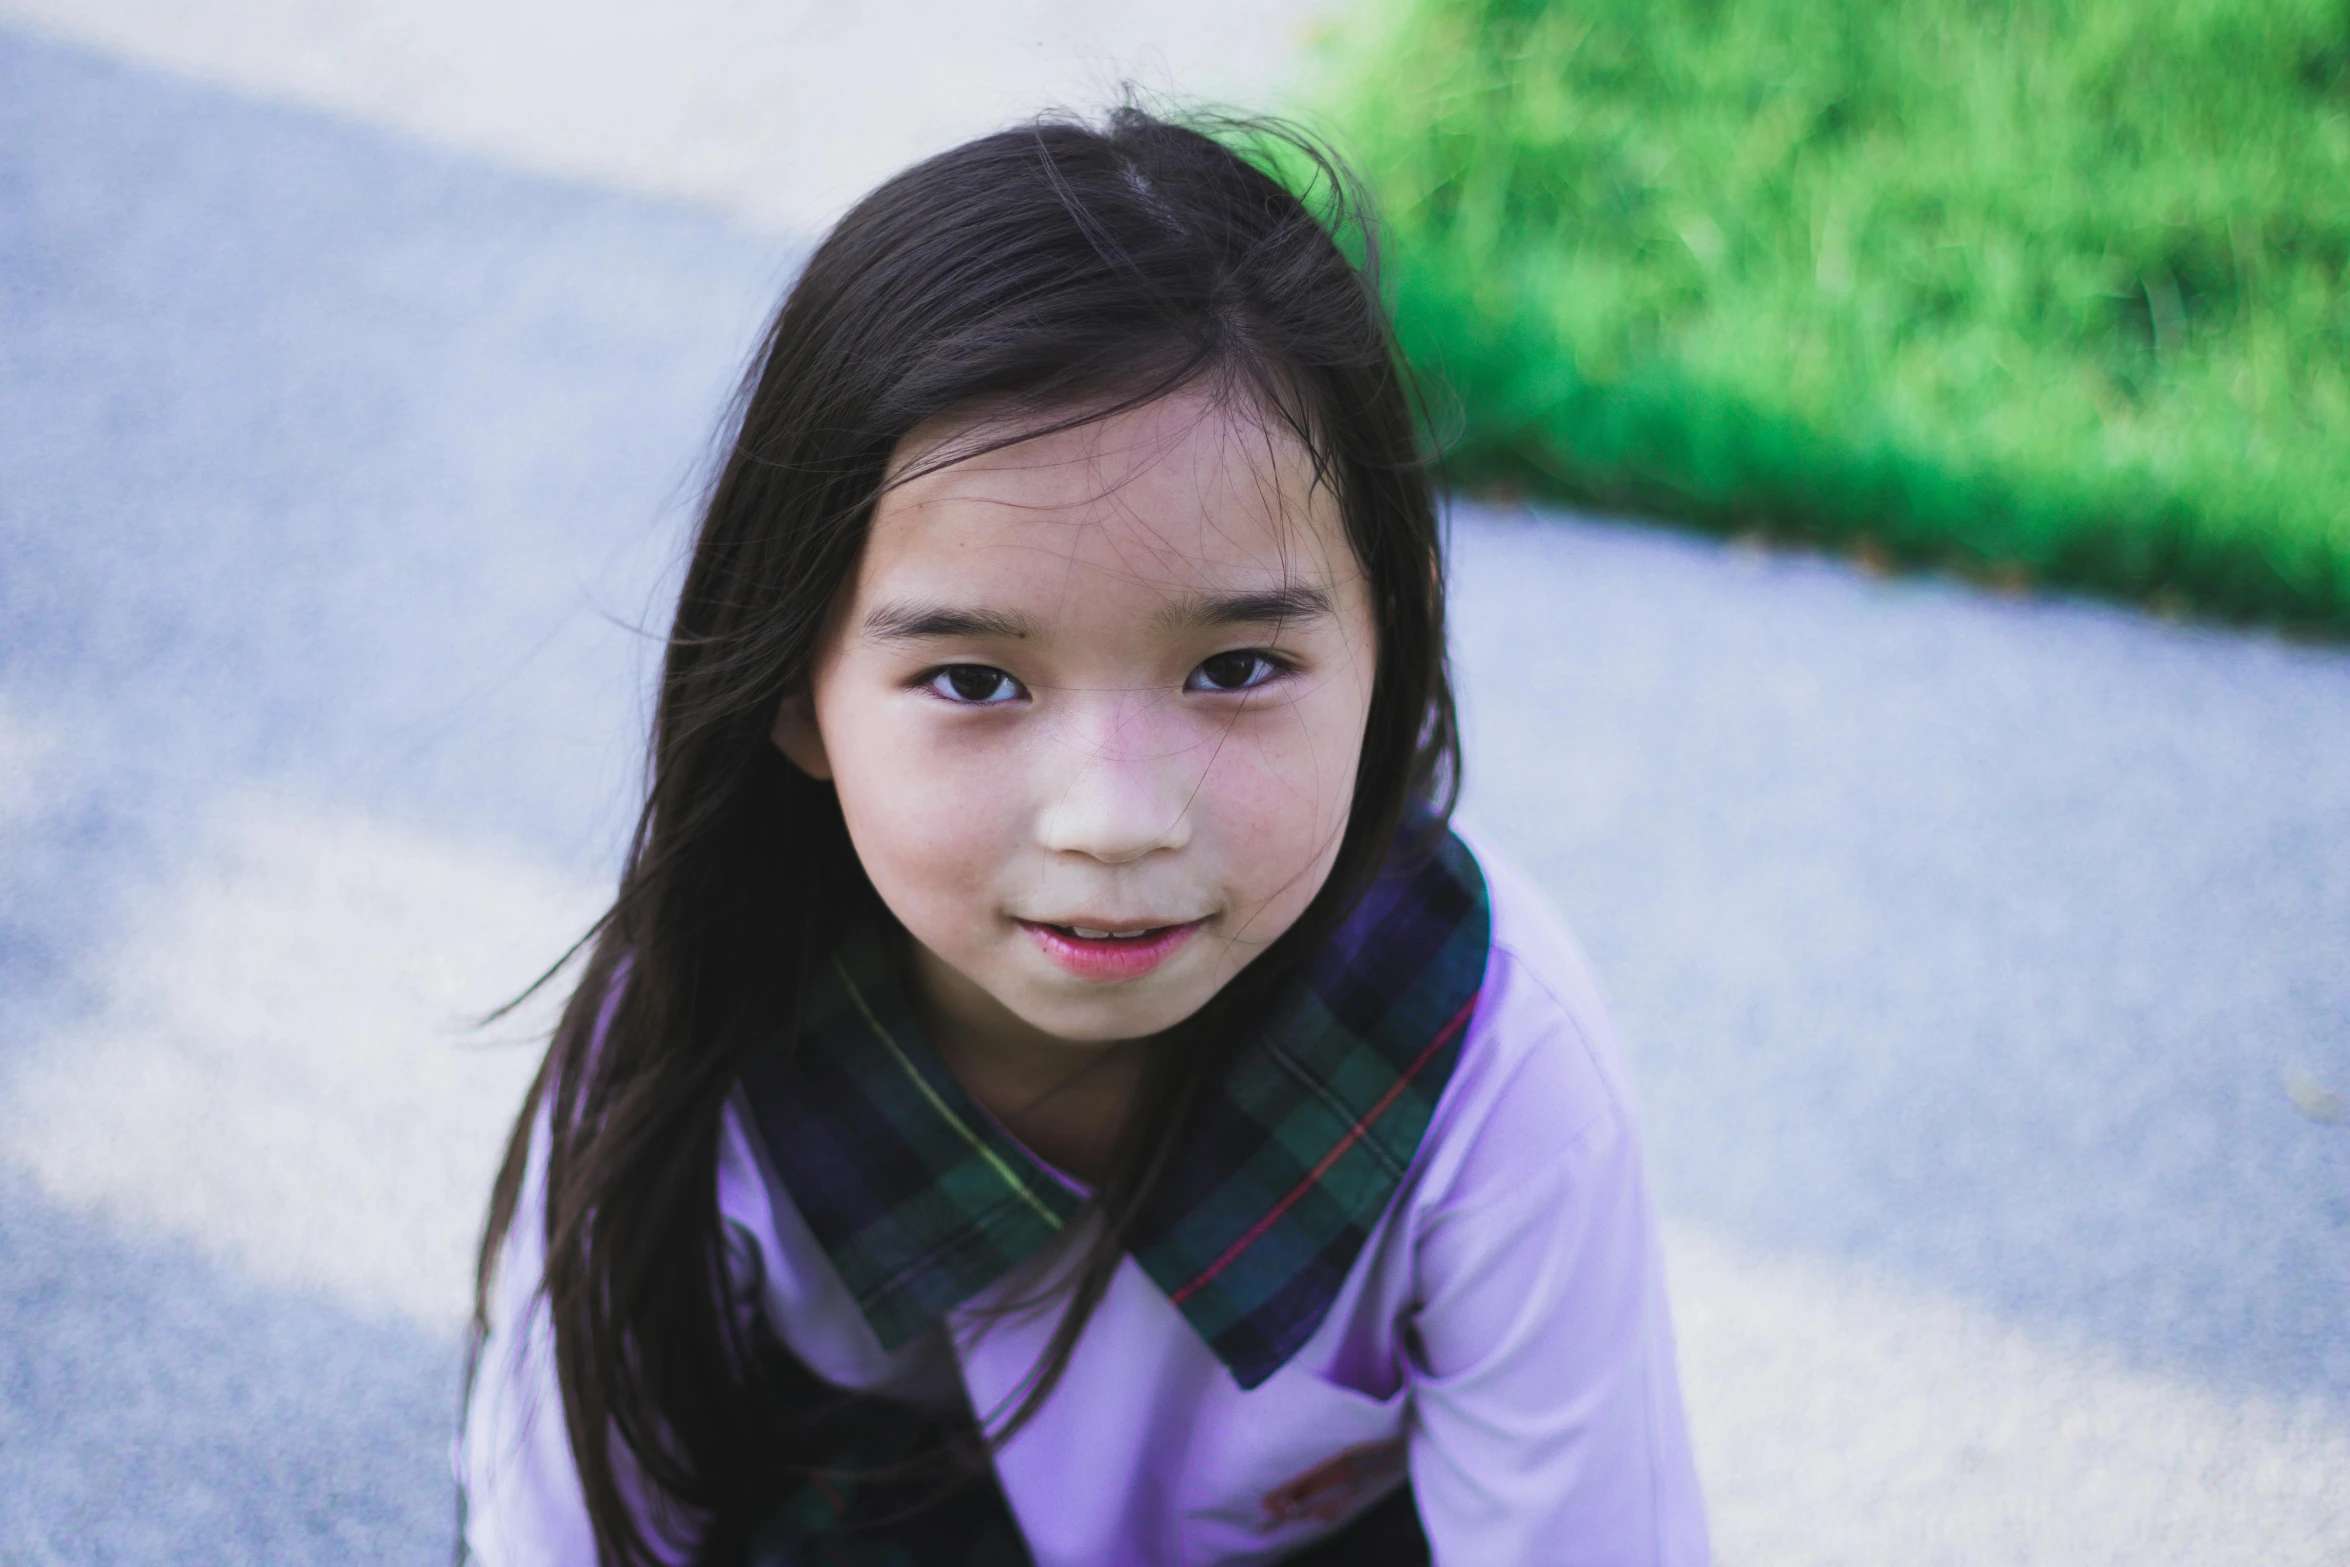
[1020,918,1206,981]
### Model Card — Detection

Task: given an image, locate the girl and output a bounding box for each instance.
[462,109,1709,1567]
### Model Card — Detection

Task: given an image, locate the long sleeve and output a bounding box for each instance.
[1400,854,1711,1565]
[457,1112,707,1567]
[457,1099,950,1566]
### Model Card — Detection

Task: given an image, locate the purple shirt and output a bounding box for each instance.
[462,832,1712,1564]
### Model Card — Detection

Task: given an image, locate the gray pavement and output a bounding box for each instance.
[1452,512,2350,1405]
[2,22,2345,1565]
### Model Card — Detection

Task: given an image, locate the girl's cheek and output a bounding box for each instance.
[828,693,1019,891]
[1203,698,1365,862]
[886,713,1024,839]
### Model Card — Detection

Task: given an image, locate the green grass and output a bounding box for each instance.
[1313,0,2350,629]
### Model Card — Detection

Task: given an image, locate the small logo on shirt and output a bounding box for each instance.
[1259,1438,1409,1528]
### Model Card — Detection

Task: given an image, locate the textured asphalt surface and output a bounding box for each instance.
[3,21,2347,1565]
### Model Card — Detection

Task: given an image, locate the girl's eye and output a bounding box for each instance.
[926,665,1025,705]
[1187,650,1287,694]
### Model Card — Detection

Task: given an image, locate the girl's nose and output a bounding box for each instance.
[1034,715,1197,865]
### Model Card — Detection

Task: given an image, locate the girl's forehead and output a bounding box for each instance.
[862,392,1358,602]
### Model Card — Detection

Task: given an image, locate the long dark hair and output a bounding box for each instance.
[472,106,1460,1566]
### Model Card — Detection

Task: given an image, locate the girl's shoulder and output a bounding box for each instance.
[1419,823,1647,1198]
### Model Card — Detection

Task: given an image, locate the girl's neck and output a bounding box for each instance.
[909,942,1145,1186]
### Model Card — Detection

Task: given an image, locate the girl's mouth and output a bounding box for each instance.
[1019,918,1206,981]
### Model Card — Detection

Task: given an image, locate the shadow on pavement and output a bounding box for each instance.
[0,1173,461,1566]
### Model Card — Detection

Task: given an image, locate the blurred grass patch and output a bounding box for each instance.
[1316,0,2350,629]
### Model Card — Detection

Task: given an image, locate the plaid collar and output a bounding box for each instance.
[735,821,1489,1390]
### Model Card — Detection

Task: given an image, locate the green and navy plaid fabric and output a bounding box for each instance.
[735,932,1084,1350]
[736,819,1490,1390]
[1127,827,1488,1384]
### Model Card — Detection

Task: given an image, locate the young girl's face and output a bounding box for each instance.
[773,386,1378,1053]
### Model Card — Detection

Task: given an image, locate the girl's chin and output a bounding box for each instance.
[1010,983,1215,1048]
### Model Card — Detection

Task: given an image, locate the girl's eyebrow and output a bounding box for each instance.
[1161,584,1334,631]
[862,602,1033,642]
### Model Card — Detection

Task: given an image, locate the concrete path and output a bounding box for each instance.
[1,16,2344,1565]
[0,0,1331,236]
